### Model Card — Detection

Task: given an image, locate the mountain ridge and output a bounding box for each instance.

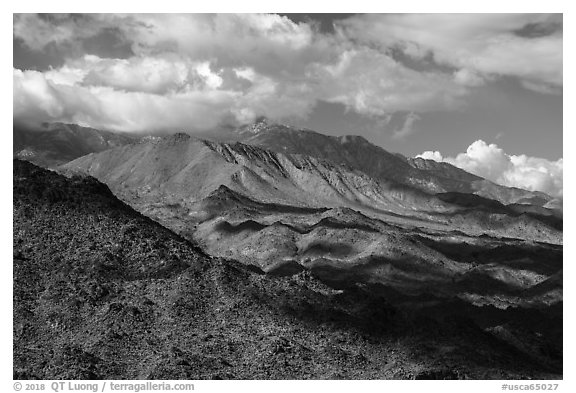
[230,120,555,206]
[15,119,557,209]
[61,133,561,245]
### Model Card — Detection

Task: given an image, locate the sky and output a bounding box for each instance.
[12,13,563,197]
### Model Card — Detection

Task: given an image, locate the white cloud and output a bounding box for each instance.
[13,14,563,134]
[315,48,468,116]
[79,55,192,94]
[14,69,66,122]
[13,55,320,133]
[336,14,562,93]
[102,13,326,80]
[13,48,466,132]
[13,68,239,132]
[453,69,487,87]
[417,140,563,197]
[417,150,444,162]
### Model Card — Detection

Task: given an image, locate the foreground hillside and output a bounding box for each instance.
[13,160,561,379]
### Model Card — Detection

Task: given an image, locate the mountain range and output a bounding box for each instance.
[13,119,563,379]
[234,119,560,207]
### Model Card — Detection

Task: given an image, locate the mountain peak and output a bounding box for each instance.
[236,116,271,134]
[254,116,268,125]
[162,132,192,143]
[337,134,369,145]
[235,117,308,136]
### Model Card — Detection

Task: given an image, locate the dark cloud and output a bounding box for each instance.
[386,46,456,73]
[281,14,356,34]
[82,28,134,60]
[513,14,562,38]
[13,38,66,70]
[13,15,134,71]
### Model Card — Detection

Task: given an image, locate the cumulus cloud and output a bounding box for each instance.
[13,13,563,133]
[417,140,563,197]
[120,13,321,72]
[417,150,444,162]
[79,55,196,94]
[13,68,239,132]
[13,14,469,133]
